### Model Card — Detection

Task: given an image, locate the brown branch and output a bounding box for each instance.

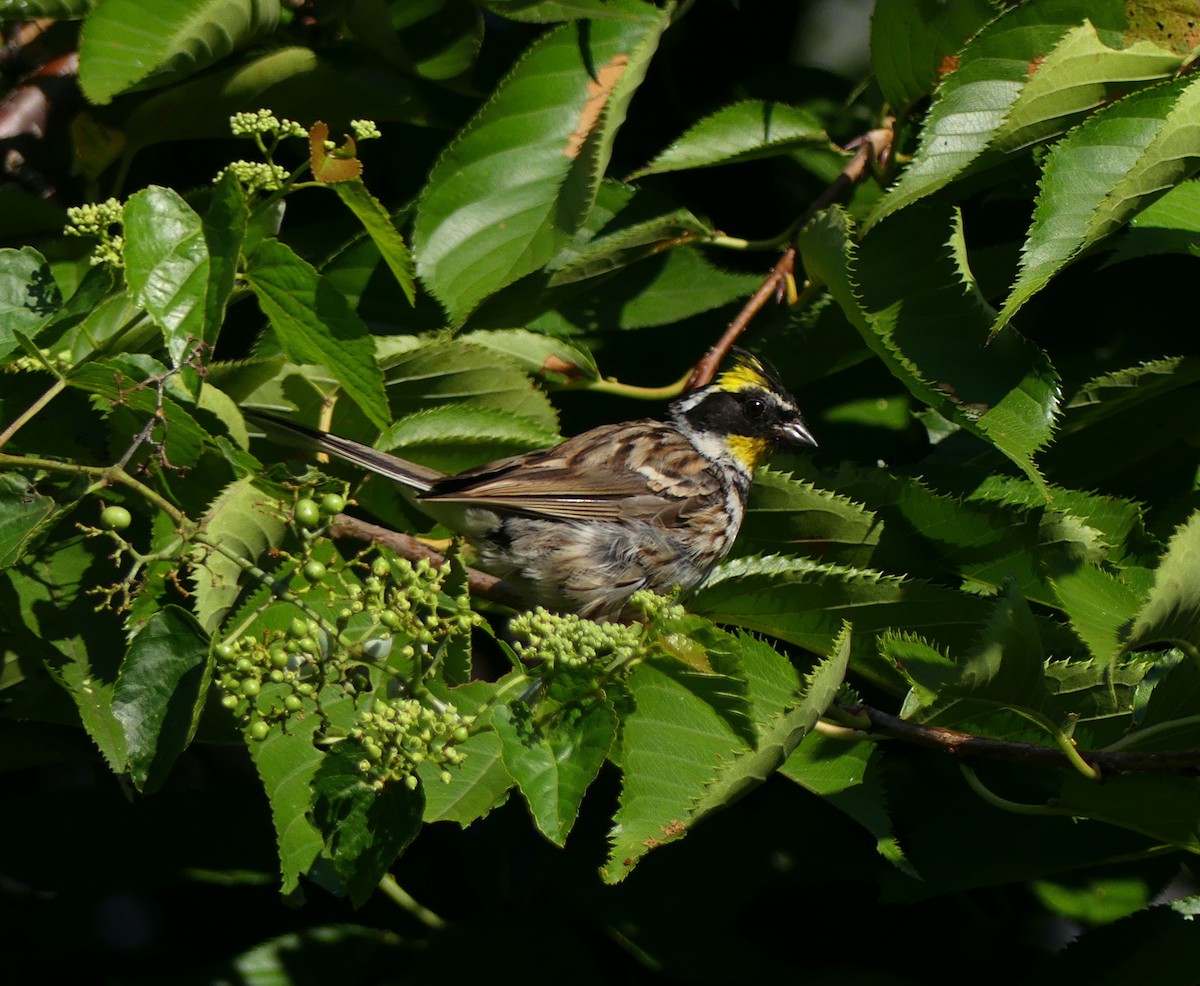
[686,123,895,390]
[841,701,1200,776]
[327,513,526,610]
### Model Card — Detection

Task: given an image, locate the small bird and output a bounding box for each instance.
[248,350,815,619]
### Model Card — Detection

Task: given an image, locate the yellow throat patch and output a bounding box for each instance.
[725,434,771,470]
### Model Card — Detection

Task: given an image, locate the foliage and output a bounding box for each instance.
[3,0,1200,981]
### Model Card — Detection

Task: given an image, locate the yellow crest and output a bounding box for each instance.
[716,349,774,393]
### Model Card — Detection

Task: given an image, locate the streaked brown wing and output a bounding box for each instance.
[420,421,716,522]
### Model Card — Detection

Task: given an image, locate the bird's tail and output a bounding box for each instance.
[245,410,445,494]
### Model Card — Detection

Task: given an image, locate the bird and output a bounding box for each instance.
[246,349,816,620]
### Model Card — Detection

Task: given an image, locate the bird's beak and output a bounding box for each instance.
[777,417,817,447]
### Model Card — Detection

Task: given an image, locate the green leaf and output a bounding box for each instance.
[462,329,599,384]
[0,247,61,362]
[869,0,1000,114]
[1107,177,1200,263]
[413,9,671,322]
[77,0,281,104]
[246,704,326,897]
[603,625,849,882]
[1125,510,1200,654]
[483,0,654,23]
[380,404,559,474]
[736,466,880,567]
[345,0,482,82]
[1045,357,1200,492]
[2,532,128,771]
[1050,562,1144,664]
[601,659,750,882]
[629,100,827,179]
[1055,770,1200,853]
[868,0,1181,229]
[997,73,1200,330]
[111,606,210,793]
[0,474,59,569]
[245,239,391,430]
[332,180,416,305]
[915,580,1051,730]
[540,246,761,333]
[380,338,558,433]
[798,205,1058,492]
[491,697,616,846]
[309,741,424,907]
[692,553,994,692]
[418,679,515,826]
[781,732,914,875]
[691,625,851,823]
[202,170,248,356]
[190,477,289,633]
[122,186,210,368]
[66,356,210,468]
[419,729,512,825]
[546,207,714,286]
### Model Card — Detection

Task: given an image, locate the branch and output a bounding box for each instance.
[327,513,526,610]
[839,701,1200,777]
[686,122,895,390]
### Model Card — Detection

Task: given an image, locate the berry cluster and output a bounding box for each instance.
[214,615,323,740]
[350,698,474,790]
[341,555,478,663]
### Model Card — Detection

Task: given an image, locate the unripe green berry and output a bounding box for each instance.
[452,726,470,743]
[284,694,303,712]
[371,556,390,578]
[220,694,239,710]
[100,505,132,530]
[214,642,235,662]
[320,493,346,515]
[249,720,270,741]
[289,617,307,638]
[302,560,327,583]
[241,679,261,698]
[236,657,254,674]
[294,498,321,528]
[270,647,289,669]
[404,774,419,791]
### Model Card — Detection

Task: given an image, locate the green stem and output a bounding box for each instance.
[0,378,67,450]
[377,874,446,930]
[1010,709,1102,782]
[958,765,1064,816]
[0,453,189,525]
[1102,712,1200,753]
[579,368,693,401]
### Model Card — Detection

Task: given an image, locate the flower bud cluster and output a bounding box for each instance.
[350,697,474,790]
[628,589,687,624]
[229,110,306,139]
[214,615,324,739]
[507,607,642,670]
[213,161,291,194]
[64,198,124,268]
[350,119,382,141]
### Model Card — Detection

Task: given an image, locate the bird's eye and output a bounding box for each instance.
[745,397,767,418]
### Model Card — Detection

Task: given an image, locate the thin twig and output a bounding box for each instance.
[327,513,525,610]
[839,701,1200,777]
[685,123,895,390]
